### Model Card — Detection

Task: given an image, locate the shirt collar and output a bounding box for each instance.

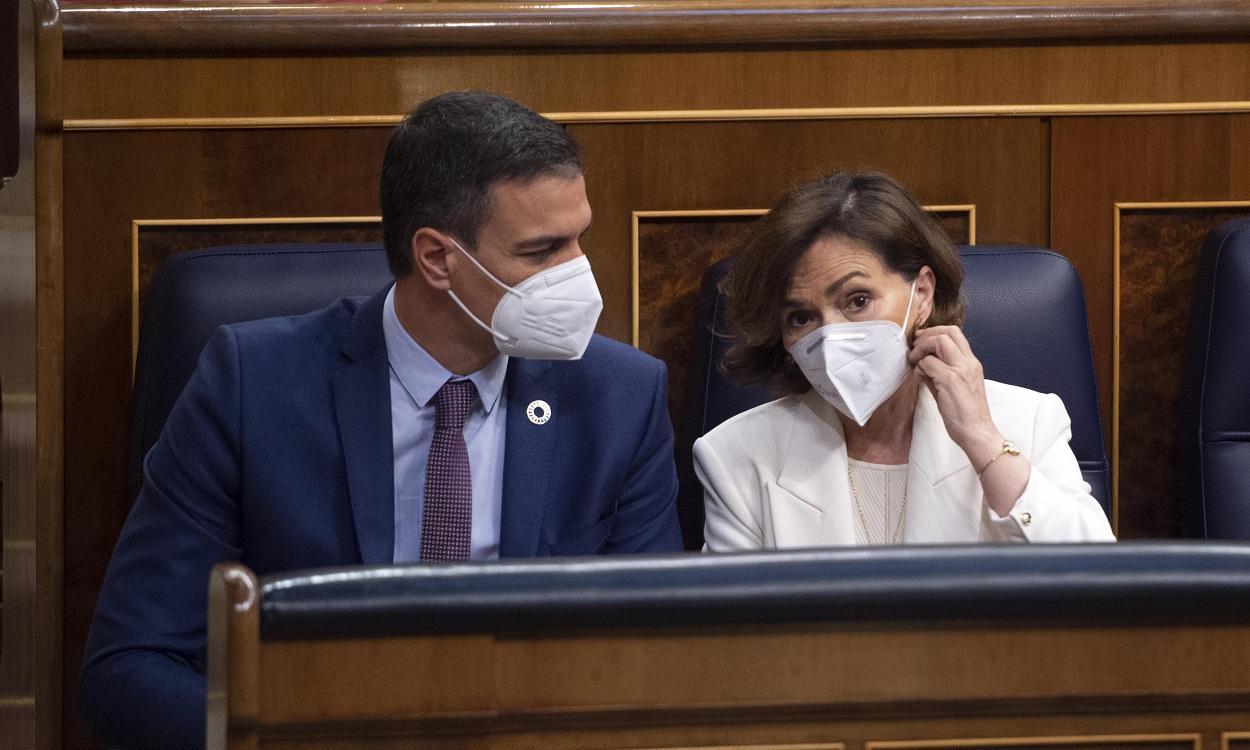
[382,285,508,413]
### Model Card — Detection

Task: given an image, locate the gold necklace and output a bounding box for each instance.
[847,465,908,544]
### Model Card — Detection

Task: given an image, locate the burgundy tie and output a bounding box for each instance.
[420,379,477,562]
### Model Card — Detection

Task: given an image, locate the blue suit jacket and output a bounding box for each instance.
[80,288,682,750]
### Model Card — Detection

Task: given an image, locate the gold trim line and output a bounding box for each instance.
[64,101,1250,131]
[868,734,1202,750]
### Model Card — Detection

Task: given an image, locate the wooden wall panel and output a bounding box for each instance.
[59,127,393,750]
[59,117,1042,750]
[60,42,1250,123]
[1225,734,1250,750]
[39,5,1250,749]
[1116,206,1250,539]
[1050,115,1250,539]
[571,117,1046,344]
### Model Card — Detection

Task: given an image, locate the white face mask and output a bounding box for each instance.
[445,237,604,360]
[787,279,919,427]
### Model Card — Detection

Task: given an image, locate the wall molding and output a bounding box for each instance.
[61,102,1250,132]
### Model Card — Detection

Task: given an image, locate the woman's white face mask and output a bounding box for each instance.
[445,237,604,360]
[787,278,918,426]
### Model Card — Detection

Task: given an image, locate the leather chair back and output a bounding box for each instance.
[1178,217,1250,538]
[677,246,1110,548]
[129,244,392,499]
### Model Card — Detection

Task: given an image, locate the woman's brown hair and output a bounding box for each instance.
[721,171,965,395]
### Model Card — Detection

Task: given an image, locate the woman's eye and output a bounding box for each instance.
[847,294,870,311]
[787,311,812,328]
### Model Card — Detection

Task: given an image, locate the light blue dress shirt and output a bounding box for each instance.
[382,286,508,562]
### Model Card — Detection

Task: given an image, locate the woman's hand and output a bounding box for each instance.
[909,325,1028,516]
[908,325,1002,468]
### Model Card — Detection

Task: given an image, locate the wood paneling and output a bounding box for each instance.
[573,117,1045,343]
[56,0,1250,53]
[59,128,392,750]
[58,117,1039,750]
[1050,115,1250,539]
[1225,734,1250,750]
[59,43,1250,122]
[1115,206,1250,539]
[208,557,1250,749]
[36,3,1250,749]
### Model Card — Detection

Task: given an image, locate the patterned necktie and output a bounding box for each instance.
[420,379,477,562]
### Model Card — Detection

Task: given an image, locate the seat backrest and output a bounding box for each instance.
[129,244,392,499]
[1178,217,1250,539]
[677,246,1110,549]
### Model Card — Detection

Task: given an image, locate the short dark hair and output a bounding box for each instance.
[721,170,966,395]
[379,91,583,277]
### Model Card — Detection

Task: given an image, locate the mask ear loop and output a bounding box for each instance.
[898,277,919,341]
[447,237,523,298]
[444,236,518,344]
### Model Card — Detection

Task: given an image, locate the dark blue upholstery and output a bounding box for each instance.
[677,246,1109,549]
[1178,217,1250,539]
[259,543,1250,638]
[128,243,392,500]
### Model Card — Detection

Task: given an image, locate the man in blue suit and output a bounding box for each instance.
[80,91,683,750]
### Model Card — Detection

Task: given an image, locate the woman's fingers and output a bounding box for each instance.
[911,326,982,378]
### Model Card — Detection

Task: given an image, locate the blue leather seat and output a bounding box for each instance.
[129,244,392,500]
[677,246,1110,549]
[1178,217,1250,539]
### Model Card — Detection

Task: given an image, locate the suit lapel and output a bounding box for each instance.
[772,391,857,547]
[903,386,980,542]
[499,358,556,557]
[332,288,396,564]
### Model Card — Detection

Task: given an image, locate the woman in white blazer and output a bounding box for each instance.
[695,172,1115,550]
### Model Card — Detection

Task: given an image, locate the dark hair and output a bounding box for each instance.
[722,170,966,395]
[379,91,583,277]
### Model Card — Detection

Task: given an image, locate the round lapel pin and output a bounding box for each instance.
[526,399,552,425]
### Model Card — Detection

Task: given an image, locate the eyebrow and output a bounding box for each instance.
[514,217,593,252]
[781,270,868,308]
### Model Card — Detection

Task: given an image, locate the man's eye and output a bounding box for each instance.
[527,247,559,261]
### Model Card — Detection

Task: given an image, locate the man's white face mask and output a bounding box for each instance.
[787,278,919,427]
[445,236,604,360]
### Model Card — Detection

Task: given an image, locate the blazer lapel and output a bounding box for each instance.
[772,391,857,547]
[903,386,980,542]
[332,288,396,564]
[499,358,555,557]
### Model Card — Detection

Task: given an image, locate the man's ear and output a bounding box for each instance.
[411,228,455,291]
[916,265,937,327]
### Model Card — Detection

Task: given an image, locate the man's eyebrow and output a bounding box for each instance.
[515,234,571,251]
[514,218,593,251]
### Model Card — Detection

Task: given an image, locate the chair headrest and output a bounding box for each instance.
[129,244,393,499]
[1178,216,1250,537]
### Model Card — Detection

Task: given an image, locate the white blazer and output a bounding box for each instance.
[694,380,1116,550]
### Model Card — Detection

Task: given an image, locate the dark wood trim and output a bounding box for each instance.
[59,0,1250,54]
[33,0,64,747]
